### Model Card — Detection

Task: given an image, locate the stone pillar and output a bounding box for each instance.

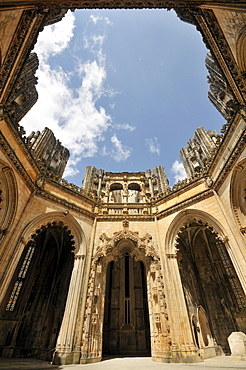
[166,253,199,362]
[53,254,85,365]
[147,260,172,363]
[148,176,154,198]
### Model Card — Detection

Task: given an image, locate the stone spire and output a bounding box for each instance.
[27,127,69,180]
[206,52,235,119]
[180,126,219,178]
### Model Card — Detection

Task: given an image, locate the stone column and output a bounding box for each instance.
[53,254,85,365]
[148,176,154,198]
[166,252,199,362]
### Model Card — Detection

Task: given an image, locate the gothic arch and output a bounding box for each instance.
[19,211,86,256]
[230,157,246,234]
[0,160,18,241]
[236,27,246,73]
[165,209,227,256]
[164,209,246,355]
[173,216,246,354]
[1,219,77,359]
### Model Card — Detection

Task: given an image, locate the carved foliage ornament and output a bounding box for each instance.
[95,222,158,263]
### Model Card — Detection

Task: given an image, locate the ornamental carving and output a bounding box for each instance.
[95,228,158,263]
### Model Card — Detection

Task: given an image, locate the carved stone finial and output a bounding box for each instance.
[206,176,213,187]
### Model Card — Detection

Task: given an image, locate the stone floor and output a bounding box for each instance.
[0,356,246,370]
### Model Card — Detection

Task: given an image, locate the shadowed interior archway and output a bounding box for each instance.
[0,221,75,360]
[103,242,151,356]
[176,219,246,354]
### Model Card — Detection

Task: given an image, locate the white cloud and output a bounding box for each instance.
[90,15,113,26]
[90,15,99,24]
[20,11,120,177]
[145,137,161,155]
[102,134,132,162]
[114,123,136,132]
[35,10,75,63]
[111,134,132,161]
[171,160,187,182]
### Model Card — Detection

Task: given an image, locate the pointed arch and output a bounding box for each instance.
[230,157,246,234]
[2,219,77,359]
[165,209,227,256]
[19,211,86,256]
[0,160,18,241]
[81,225,171,363]
[236,27,246,73]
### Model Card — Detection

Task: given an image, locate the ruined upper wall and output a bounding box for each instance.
[82,165,169,202]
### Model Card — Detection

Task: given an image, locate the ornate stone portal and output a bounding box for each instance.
[80,222,171,363]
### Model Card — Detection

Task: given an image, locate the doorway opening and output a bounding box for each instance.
[2,221,74,360]
[103,250,151,356]
[176,219,246,353]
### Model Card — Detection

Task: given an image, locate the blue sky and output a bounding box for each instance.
[21,9,225,186]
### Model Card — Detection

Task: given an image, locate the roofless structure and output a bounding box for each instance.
[0,0,245,365]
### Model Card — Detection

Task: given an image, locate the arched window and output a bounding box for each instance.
[128,183,141,203]
[109,183,123,203]
[6,241,36,311]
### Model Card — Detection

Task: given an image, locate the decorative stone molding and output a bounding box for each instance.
[35,188,94,219]
[95,227,158,263]
[0,164,17,237]
[157,189,213,220]
[214,128,246,191]
[0,131,35,191]
[195,9,245,104]
[1,11,44,104]
[28,2,203,11]
[230,158,246,231]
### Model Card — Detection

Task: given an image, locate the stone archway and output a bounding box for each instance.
[230,158,246,236]
[0,161,17,244]
[80,221,171,364]
[1,221,75,360]
[176,218,246,355]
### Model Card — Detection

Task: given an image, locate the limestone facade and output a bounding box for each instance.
[0,0,245,365]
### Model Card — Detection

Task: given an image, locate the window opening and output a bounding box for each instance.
[6,241,36,311]
[216,240,246,310]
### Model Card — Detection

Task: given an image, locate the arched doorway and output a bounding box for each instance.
[176,219,246,354]
[103,249,150,356]
[81,224,170,364]
[2,221,75,360]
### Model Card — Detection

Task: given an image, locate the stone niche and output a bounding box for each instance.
[228,332,246,360]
